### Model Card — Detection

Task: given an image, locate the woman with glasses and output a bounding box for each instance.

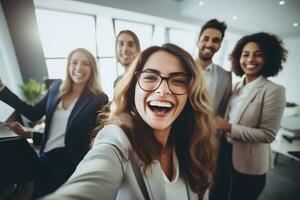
[41,43,218,200]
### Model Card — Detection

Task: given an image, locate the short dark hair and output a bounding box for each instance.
[198,19,227,41]
[230,32,288,77]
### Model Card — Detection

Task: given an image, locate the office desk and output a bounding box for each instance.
[0,126,35,149]
[271,116,300,163]
[280,116,300,142]
[0,126,17,138]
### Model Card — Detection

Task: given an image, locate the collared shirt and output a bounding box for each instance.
[161,148,188,200]
[43,99,77,152]
[226,76,263,142]
[203,63,214,105]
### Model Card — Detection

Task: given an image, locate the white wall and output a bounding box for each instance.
[0,3,23,121]
[270,36,300,105]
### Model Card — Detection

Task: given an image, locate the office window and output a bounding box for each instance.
[35,9,97,78]
[168,28,197,56]
[35,9,156,100]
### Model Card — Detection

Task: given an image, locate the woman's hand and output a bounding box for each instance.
[216,116,232,132]
[5,122,32,138]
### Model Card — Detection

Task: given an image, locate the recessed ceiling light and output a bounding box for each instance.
[232,16,238,20]
[198,1,204,6]
[293,22,298,27]
[279,1,286,5]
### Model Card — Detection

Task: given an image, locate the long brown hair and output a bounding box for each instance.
[96,43,218,197]
[59,48,102,97]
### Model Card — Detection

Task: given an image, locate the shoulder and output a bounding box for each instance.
[263,79,285,94]
[86,91,109,107]
[214,64,231,76]
[91,91,108,101]
[94,124,131,160]
[47,80,62,94]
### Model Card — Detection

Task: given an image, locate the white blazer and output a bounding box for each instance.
[226,77,286,175]
[41,124,199,200]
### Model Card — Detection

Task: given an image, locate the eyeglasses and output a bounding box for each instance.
[135,70,190,95]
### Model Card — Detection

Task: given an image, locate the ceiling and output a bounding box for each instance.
[179,0,300,37]
[76,0,300,37]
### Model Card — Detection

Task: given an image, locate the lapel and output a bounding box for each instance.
[41,83,61,150]
[142,161,165,200]
[139,161,198,200]
[211,64,220,110]
[66,89,92,132]
[234,77,266,123]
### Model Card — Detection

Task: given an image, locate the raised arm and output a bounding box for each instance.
[41,125,128,200]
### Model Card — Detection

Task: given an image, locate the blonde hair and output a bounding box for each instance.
[96,43,218,197]
[59,48,102,97]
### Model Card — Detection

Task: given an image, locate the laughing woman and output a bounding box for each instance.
[216,32,287,200]
[0,48,108,198]
[41,43,218,200]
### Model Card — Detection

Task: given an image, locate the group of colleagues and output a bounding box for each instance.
[0,18,287,200]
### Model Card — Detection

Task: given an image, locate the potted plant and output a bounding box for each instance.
[19,79,46,104]
[284,102,299,116]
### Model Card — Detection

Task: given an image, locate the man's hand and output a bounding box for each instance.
[216,116,232,132]
[5,122,32,138]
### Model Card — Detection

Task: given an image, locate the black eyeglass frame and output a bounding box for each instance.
[135,71,191,95]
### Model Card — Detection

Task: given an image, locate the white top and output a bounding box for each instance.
[43,99,77,152]
[227,76,263,142]
[203,63,214,104]
[161,149,188,200]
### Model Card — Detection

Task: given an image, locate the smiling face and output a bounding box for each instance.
[134,50,188,135]
[116,33,139,68]
[240,42,265,83]
[68,51,92,86]
[197,28,222,62]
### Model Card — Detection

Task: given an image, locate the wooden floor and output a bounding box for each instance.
[258,154,300,200]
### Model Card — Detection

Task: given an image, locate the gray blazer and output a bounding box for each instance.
[226,77,286,175]
[41,125,199,200]
[209,63,232,117]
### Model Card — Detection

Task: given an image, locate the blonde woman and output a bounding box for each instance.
[41,44,218,200]
[0,48,108,198]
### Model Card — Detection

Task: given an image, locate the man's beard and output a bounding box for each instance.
[198,51,213,61]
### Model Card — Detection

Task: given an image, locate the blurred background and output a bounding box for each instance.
[0,1,299,198]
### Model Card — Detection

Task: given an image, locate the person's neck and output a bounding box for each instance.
[122,65,129,71]
[71,83,85,96]
[153,127,171,148]
[198,58,212,70]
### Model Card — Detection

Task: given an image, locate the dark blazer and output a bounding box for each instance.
[0,80,108,166]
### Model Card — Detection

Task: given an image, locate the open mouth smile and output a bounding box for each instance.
[147,100,174,116]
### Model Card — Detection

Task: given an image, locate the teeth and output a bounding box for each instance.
[203,48,212,53]
[246,64,256,69]
[149,101,172,108]
[121,54,130,58]
[74,72,84,78]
